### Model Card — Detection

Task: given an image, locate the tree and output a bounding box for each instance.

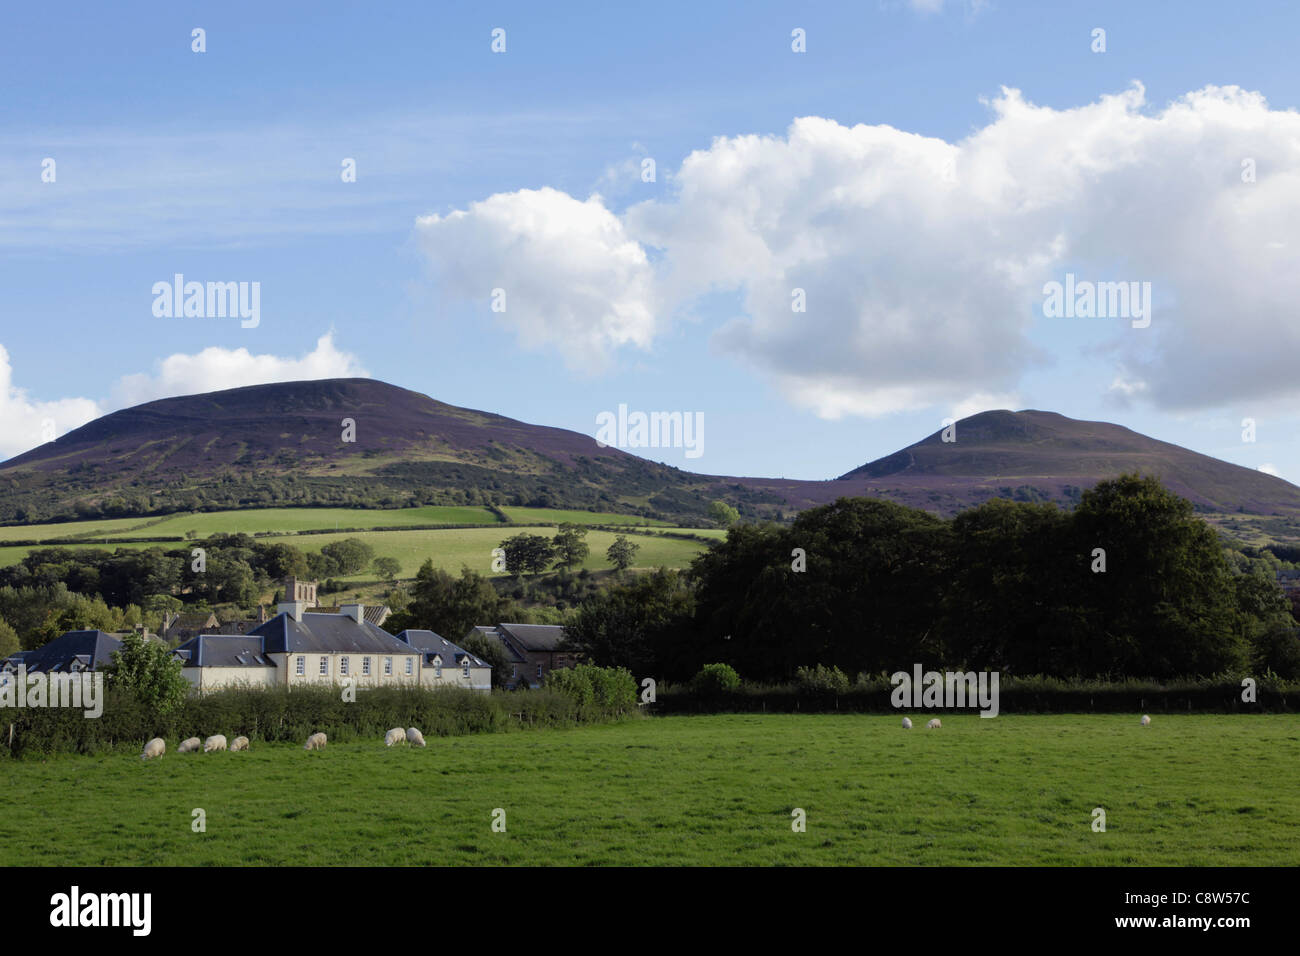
[372,556,402,584]
[103,631,189,719]
[564,568,694,675]
[459,631,513,689]
[386,562,513,641]
[552,523,590,570]
[0,617,18,659]
[320,538,376,576]
[606,534,640,572]
[500,534,555,576]
[708,500,740,527]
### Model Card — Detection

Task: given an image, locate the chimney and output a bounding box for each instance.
[340,603,364,624]
[278,601,307,622]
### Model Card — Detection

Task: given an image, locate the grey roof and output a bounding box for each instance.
[497,623,566,652]
[394,630,490,668]
[173,634,276,668]
[249,611,417,656]
[22,631,122,673]
[468,626,526,663]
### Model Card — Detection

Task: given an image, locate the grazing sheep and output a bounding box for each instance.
[926,718,942,729]
[230,736,250,752]
[385,727,407,747]
[406,727,426,747]
[1141,714,1151,726]
[901,717,912,729]
[203,734,228,753]
[177,737,201,754]
[304,732,327,751]
[141,737,165,760]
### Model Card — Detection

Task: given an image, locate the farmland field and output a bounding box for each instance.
[263,526,713,579]
[0,507,721,575]
[1,714,1296,866]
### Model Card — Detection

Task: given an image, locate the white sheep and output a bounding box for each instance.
[926,718,942,729]
[177,737,201,753]
[230,736,250,752]
[901,717,912,729]
[406,727,426,747]
[141,737,165,760]
[1141,714,1151,726]
[385,727,407,747]
[304,732,327,751]
[204,734,228,753]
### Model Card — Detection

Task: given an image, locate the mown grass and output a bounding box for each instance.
[1,715,1295,866]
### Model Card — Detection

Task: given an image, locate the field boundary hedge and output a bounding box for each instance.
[0,683,640,758]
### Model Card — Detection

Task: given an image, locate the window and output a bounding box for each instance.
[463,663,470,679]
[537,664,543,680]
[404,658,413,676]
[384,657,392,676]
[340,656,349,676]
[319,657,328,676]
[296,656,305,676]
[362,657,371,676]
[434,662,442,679]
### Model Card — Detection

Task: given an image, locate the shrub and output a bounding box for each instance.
[691,662,741,695]
[794,664,850,695]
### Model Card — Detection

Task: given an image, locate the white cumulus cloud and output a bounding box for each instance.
[111,332,367,408]
[415,85,1300,419]
[0,344,103,459]
[415,187,656,372]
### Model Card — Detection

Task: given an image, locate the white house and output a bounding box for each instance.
[173,601,490,693]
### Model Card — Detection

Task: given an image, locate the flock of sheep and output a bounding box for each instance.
[141,714,1156,758]
[140,726,428,759]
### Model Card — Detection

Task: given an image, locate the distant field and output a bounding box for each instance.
[498,507,670,526]
[0,516,157,542]
[0,505,690,545]
[264,526,712,578]
[100,506,500,538]
[1,714,1295,866]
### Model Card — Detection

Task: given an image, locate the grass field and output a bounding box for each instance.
[2,714,1296,866]
[0,508,720,574]
[497,507,671,526]
[264,526,713,579]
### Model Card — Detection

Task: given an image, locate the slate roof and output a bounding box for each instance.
[21,630,122,673]
[248,611,417,656]
[497,623,566,652]
[173,634,276,668]
[394,630,490,668]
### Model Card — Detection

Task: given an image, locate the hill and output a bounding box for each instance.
[1,382,1298,535]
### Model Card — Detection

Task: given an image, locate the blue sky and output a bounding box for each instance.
[2,0,1299,485]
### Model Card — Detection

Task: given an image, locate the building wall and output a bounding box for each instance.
[275,650,422,688]
[183,666,278,692]
[418,661,492,692]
